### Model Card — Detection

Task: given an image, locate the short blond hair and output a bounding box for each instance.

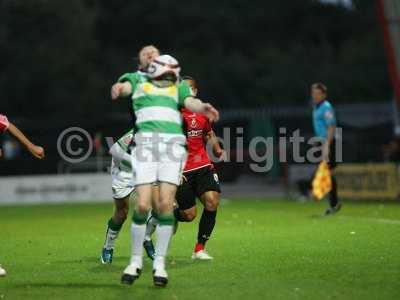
[138,45,159,56]
[311,82,328,94]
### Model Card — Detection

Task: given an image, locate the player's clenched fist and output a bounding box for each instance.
[111,82,132,100]
[204,103,219,122]
[111,83,123,100]
[29,145,45,159]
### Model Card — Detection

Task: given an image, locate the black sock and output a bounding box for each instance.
[329,176,339,208]
[197,209,217,245]
[173,207,187,222]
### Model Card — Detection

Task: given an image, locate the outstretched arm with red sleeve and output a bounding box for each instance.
[0,114,45,159]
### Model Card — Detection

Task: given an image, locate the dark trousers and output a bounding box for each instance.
[328,171,338,208]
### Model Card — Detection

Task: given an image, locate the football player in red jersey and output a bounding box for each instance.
[143,77,224,260]
[0,113,45,277]
[178,76,225,260]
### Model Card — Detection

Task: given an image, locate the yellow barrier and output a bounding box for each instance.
[335,163,399,199]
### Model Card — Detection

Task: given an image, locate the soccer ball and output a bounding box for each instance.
[147,54,181,81]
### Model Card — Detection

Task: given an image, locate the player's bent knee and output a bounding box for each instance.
[135,202,151,215]
[204,194,220,211]
[208,200,219,211]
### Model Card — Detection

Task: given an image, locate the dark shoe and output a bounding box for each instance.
[325,203,342,216]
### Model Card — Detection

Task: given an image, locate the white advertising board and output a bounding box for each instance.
[0,173,112,205]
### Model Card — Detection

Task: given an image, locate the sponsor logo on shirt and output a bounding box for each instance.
[187,129,203,137]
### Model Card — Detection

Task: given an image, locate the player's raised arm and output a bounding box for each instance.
[7,123,45,159]
[184,97,220,122]
[111,82,133,101]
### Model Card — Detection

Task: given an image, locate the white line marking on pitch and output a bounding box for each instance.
[339,216,400,225]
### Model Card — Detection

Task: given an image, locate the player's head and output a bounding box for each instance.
[182,76,198,96]
[138,45,160,71]
[311,82,327,104]
[147,54,181,86]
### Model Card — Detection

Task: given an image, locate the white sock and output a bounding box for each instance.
[154,225,173,259]
[153,256,166,271]
[145,215,158,241]
[104,228,119,250]
[130,223,146,266]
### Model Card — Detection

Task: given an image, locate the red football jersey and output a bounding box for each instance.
[182,108,212,172]
[0,114,9,133]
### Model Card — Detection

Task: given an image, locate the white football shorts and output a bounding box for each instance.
[132,142,187,186]
[111,159,135,200]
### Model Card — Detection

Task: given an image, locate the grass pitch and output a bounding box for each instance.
[0,199,399,300]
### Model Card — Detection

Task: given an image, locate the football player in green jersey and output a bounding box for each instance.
[101,45,161,264]
[112,54,219,287]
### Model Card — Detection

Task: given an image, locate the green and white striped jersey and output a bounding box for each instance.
[118,72,192,145]
[117,129,134,153]
[112,130,133,172]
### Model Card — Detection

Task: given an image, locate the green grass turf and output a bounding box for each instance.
[0,199,399,300]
